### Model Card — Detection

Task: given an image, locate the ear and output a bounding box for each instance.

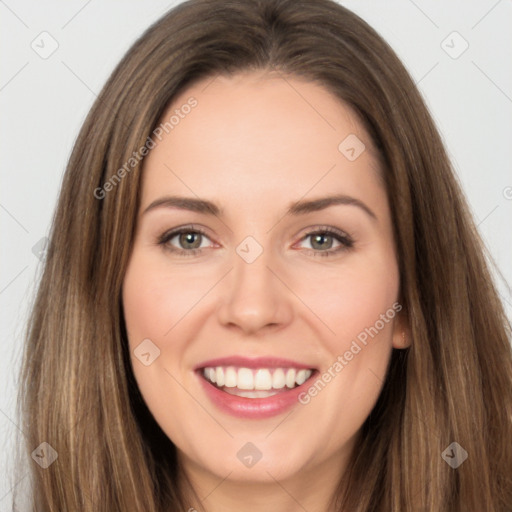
[391,309,412,349]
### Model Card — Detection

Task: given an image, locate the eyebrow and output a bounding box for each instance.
[142,194,377,222]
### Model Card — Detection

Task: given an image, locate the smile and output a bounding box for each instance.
[195,357,317,418]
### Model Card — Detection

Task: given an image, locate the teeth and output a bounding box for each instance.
[224,367,237,388]
[285,369,296,388]
[272,368,285,389]
[224,388,279,398]
[237,368,254,390]
[254,369,272,390]
[216,367,225,387]
[202,366,313,391]
[296,369,308,386]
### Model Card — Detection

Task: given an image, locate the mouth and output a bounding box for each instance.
[195,357,318,418]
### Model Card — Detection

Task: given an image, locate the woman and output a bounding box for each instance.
[15,0,512,510]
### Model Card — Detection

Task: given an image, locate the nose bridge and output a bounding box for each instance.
[233,242,273,295]
[216,236,293,333]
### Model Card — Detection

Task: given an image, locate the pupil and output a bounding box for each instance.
[312,234,332,250]
[180,232,201,249]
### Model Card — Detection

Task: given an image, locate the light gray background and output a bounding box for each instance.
[1,0,511,507]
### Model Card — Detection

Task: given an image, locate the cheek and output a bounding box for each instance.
[123,277,175,344]
[292,247,400,348]
[122,250,207,345]
[121,251,189,396]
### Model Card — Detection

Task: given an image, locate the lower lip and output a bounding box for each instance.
[197,371,316,419]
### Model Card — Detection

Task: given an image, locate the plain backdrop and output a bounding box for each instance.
[1,0,511,507]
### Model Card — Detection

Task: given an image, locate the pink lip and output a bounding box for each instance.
[194,356,315,371]
[197,375,315,418]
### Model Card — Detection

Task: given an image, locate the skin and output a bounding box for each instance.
[122,70,411,512]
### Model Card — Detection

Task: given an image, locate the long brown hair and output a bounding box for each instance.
[14,0,512,510]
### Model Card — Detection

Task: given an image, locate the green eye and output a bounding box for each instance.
[158,227,212,256]
[297,227,354,257]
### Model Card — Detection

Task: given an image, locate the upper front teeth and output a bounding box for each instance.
[202,367,312,390]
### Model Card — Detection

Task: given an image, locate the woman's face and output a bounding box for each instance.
[122,70,408,491]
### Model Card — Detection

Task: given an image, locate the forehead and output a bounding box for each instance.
[140,71,384,215]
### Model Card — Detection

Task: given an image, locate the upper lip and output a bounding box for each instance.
[194,356,316,371]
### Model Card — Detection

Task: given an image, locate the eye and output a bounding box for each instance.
[295,226,354,257]
[157,224,354,258]
[158,225,214,256]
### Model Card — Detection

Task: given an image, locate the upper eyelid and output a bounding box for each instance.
[160,224,349,239]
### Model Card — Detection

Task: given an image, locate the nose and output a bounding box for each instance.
[216,245,294,336]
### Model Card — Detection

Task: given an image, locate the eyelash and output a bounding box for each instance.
[157,224,355,258]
